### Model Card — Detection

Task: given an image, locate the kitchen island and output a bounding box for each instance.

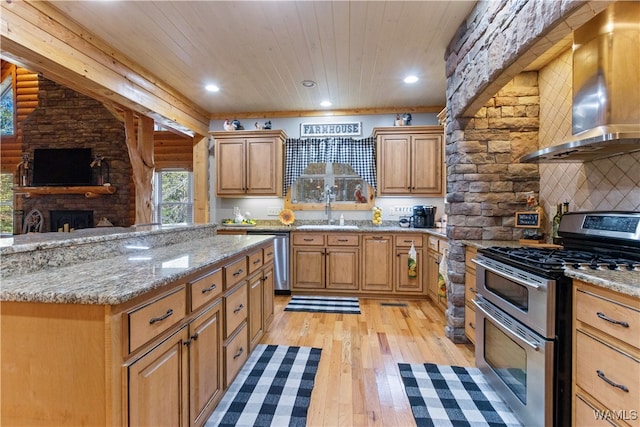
[1,225,276,427]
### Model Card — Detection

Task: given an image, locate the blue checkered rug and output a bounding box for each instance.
[284,295,360,314]
[398,363,523,427]
[205,344,322,427]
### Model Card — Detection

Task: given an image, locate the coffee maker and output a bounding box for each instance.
[411,205,436,228]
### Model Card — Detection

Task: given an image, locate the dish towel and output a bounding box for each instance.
[408,241,418,278]
[438,248,448,298]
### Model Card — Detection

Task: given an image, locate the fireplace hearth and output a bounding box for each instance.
[50,210,94,231]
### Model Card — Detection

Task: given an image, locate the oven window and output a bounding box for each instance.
[484,319,527,403]
[485,270,528,311]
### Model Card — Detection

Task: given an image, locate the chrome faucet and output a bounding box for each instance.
[323,184,334,224]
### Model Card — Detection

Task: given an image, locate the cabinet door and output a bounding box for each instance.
[427,251,441,307]
[378,135,411,195]
[411,134,443,195]
[248,273,263,351]
[216,140,246,195]
[190,302,223,427]
[292,247,325,289]
[361,235,393,292]
[395,248,423,293]
[246,138,279,195]
[326,248,359,290]
[128,327,189,427]
[262,265,274,327]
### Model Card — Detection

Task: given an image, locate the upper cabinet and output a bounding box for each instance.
[374,126,444,196]
[211,130,286,197]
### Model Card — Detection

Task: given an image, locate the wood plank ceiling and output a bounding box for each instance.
[45,1,476,118]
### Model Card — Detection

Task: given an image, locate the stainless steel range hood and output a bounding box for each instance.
[521,2,640,163]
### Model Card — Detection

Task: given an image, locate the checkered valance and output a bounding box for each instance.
[284,137,377,195]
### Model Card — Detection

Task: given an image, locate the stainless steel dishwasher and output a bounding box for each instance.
[246,230,290,294]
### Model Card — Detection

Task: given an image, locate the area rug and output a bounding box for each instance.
[398,363,523,427]
[205,344,322,427]
[284,295,360,314]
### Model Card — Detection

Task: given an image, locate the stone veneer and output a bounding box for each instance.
[441,0,612,342]
[18,76,131,231]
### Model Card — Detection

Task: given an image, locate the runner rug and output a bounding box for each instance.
[205,344,322,427]
[284,295,360,314]
[398,363,523,427]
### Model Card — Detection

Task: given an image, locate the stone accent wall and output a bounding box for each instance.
[18,76,131,231]
[441,0,611,342]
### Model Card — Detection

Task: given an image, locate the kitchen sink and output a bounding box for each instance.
[296,224,359,230]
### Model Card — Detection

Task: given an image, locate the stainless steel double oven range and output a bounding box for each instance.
[472,211,640,427]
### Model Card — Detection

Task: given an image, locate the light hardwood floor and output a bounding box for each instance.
[260,296,476,427]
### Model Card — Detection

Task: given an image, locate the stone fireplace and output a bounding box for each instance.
[16,76,131,233]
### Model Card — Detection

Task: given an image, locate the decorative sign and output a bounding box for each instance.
[515,211,542,228]
[300,122,362,137]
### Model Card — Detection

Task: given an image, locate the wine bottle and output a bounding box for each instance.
[552,203,563,245]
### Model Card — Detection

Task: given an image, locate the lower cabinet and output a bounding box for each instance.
[361,234,393,292]
[464,246,477,345]
[426,235,449,311]
[248,271,264,351]
[394,235,423,294]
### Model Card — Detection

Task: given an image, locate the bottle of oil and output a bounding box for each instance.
[552,203,563,245]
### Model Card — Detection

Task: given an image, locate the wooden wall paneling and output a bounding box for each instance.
[1,1,209,136]
[154,131,193,170]
[193,134,209,224]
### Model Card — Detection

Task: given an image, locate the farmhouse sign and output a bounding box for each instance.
[300,122,362,137]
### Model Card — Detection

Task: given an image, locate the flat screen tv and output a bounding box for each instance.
[31,148,93,186]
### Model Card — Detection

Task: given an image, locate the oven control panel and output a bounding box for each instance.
[559,212,640,241]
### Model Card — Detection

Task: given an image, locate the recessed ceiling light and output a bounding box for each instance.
[205,84,220,92]
[320,100,332,107]
[404,75,419,84]
[302,80,317,88]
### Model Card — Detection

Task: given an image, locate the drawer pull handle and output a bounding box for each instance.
[233,269,244,277]
[266,251,273,256]
[233,347,244,359]
[201,284,217,294]
[468,321,475,330]
[338,239,349,242]
[233,304,244,314]
[373,236,384,240]
[253,259,262,265]
[596,312,629,328]
[597,370,629,392]
[303,238,314,242]
[149,308,173,325]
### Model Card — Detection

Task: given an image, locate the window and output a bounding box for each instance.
[0,74,14,136]
[0,173,13,234]
[154,170,193,224]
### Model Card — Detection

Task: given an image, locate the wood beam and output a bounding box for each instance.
[124,111,154,225]
[192,134,210,224]
[209,105,445,120]
[1,1,209,136]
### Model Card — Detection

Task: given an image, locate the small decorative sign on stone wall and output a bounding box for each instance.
[300,122,362,137]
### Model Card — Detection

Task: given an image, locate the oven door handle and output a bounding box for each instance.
[472,299,540,351]
[472,258,541,290]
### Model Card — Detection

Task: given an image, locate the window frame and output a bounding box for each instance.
[154,169,194,225]
[0,71,15,137]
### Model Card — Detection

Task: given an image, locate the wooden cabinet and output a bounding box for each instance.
[361,234,394,292]
[426,235,449,311]
[248,271,263,350]
[464,246,477,345]
[374,126,444,196]
[291,232,360,292]
[0,241,274,427]
[572,280,640,427]
[394,234,424,294]
[212,130,286,196]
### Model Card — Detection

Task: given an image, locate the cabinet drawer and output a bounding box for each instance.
[427,236,440,251]
[263,244,275,264]
[190,268,223,311]
[224,257,247,289]
[439,240,449,254]
[247,250,263,274]
[576,288,640,349]
[464,303,476,345]
[225,283,248,338]
[128,287,186,353]
[395,234,423,247]
[225,324,248,388]
[575,330,639,423]
[293,233,324,246]
[465,247,478,271]
[327,234,359,246]
[574,394,618,427]
[464,267,476,304]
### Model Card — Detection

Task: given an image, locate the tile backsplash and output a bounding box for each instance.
[538,49,640,217]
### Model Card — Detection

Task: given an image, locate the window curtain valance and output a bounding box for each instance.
[283,137,377,195]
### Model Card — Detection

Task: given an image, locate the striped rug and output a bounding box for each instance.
[284,295,360,314]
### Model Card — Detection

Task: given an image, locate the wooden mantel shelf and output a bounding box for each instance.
[13,186,117,198]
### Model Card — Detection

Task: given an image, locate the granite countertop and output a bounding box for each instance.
[218,223,448,237]
[1,234,274,305]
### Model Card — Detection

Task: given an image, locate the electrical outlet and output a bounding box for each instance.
[267,207,281,216]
